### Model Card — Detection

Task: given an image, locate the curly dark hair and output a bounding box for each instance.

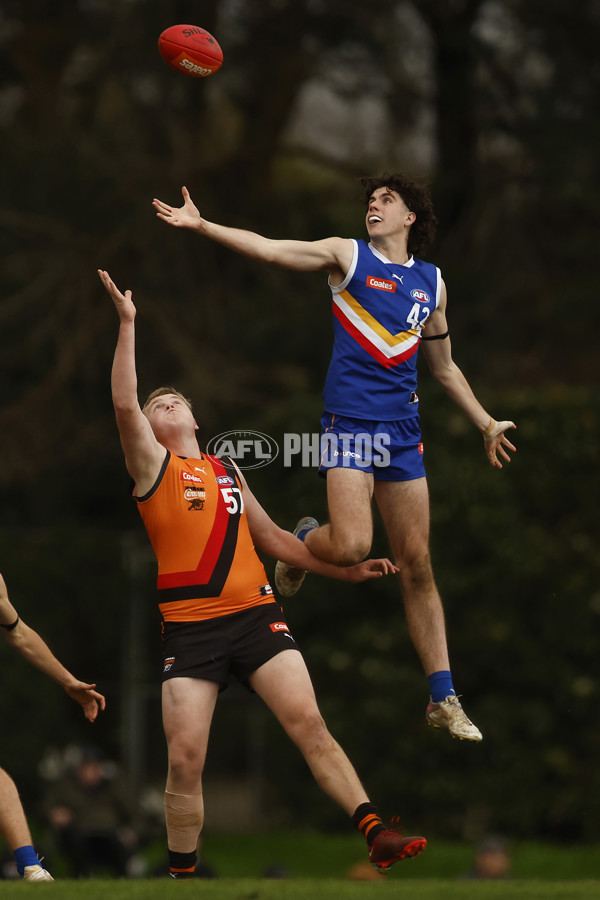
[360,173,438,256]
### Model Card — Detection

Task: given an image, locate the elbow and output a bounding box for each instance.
[5,631,22,651]
[113,398,139,417]
[430,367,448,385]
[260,240,284,266]
[431,364,456,387]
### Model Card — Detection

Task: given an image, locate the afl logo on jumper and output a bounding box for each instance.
[410,289,430,303]
[367,275,397,293]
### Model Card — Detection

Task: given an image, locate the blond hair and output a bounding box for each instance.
[142,386,193,414]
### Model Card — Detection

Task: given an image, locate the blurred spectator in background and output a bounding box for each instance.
[41,746,142,878]
[262,862,290,879]
[463,834,511,880]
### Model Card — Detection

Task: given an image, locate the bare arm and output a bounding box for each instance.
[152,186,353,277]
[236,471,398,583]
[97,270,167,495]
[420,281,516,468]
[0,574,105,722]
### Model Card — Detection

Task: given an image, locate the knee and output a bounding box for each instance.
[284,707,330,748]
[399,551,435,589]
[330,535,371,566]
[168,741,205,784]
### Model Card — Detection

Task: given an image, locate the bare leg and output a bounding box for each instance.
[162,678,219,853]
[0,768,32,851]
[374,477,450,675]
[249,650,369,815]
[304,468,375,565]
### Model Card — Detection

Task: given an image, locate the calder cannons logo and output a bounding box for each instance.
[206,430,279,470]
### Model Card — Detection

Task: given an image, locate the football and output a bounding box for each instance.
[158,24,223,78]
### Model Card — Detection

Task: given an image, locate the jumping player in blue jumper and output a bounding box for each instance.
[152,173,517,742]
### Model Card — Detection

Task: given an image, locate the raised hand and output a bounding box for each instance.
[152,186,201,230]
[97,269,136,323]
[483,419,517,468]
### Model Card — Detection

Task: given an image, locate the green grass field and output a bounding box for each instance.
[195,833,600,880]
[2,834,599,898]
[1,879,600,900]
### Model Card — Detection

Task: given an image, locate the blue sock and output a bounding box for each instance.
[428,670,456,703]
[296,522,316,542]
[14,845,40,876]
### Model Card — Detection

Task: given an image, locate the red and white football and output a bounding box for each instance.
[158,24,223,78]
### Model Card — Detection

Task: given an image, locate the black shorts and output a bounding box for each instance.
[161,602,301,691]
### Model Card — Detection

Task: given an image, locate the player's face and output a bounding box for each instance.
[144,394,197,436]
[366,188,414,239]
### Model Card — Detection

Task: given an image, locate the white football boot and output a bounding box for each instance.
[426,695,483,741]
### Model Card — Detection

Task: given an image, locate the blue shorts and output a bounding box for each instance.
[318,412,426,482]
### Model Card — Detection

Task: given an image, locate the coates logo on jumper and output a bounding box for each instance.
[206,430,279,470]
[180,470,203,484]
[367,275,397,292]
[270,622,290,633]
[411,288,430,303]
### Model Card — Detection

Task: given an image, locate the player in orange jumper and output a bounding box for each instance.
[99,269,427,877]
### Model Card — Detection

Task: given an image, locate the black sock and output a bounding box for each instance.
[168,848,197,875]
[352,801,386,844]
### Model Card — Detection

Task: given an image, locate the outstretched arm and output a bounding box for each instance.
[238,474,397,583]
[97,270,166,494]
[0,574,105,723]
[421,282,516,468]
[152,186,353,277]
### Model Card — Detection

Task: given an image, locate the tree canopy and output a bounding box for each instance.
[0,0,598,841]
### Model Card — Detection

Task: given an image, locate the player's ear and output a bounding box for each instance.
[406,210,416,226]
[194,419,199,431]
